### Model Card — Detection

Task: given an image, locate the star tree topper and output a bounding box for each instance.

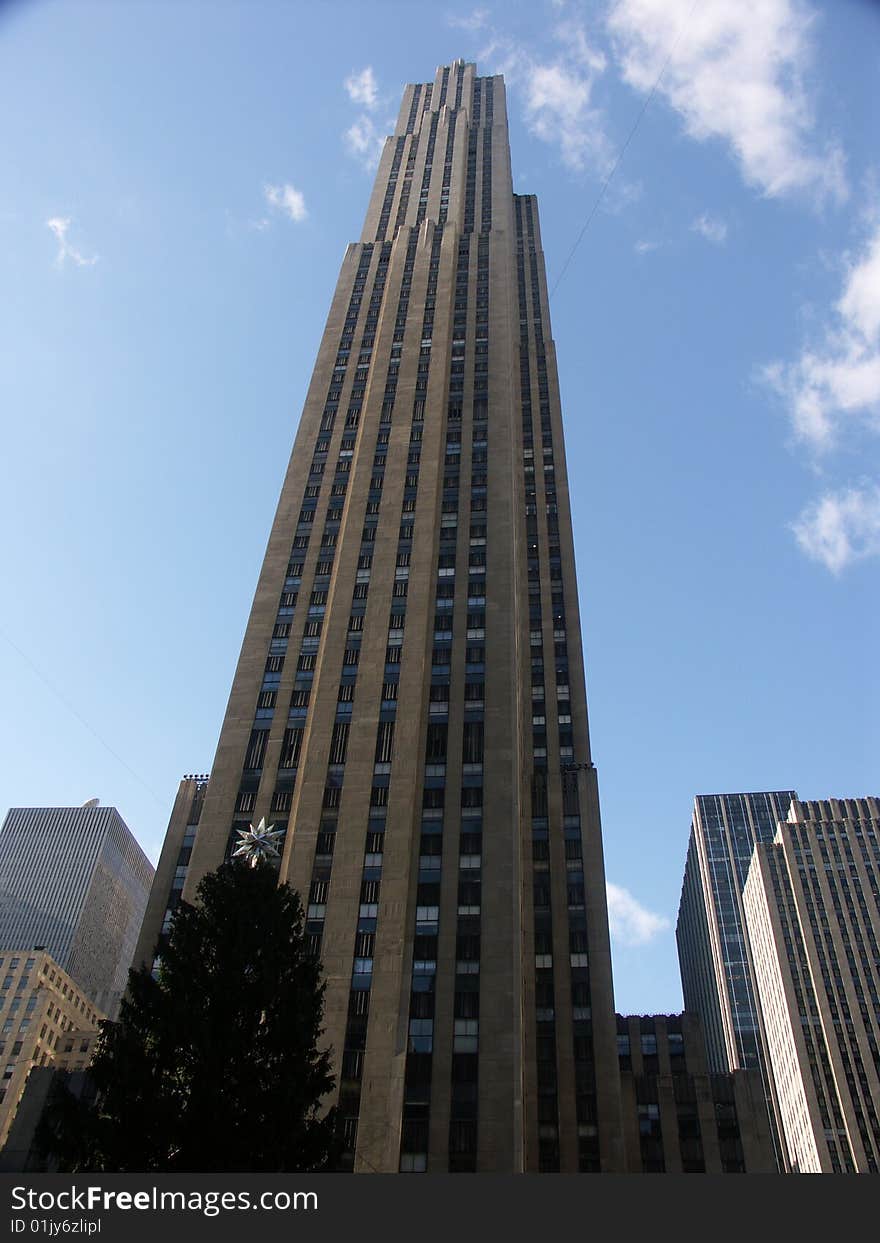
[232,817,286,867]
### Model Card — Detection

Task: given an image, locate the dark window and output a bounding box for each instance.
[244,730,268,770]
[329,722,350,766]
[375,721,395,764]
[280,728,303,769]
[425,723,448,761]
[462,721,483,764]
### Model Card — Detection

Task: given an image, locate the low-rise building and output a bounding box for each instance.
[617,1012,775,1173]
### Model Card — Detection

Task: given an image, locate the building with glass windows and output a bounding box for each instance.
[616,1012,775,1173]
[676,791,798,1167]
[743,796,880,1172]
[0,949,104,1156]
[137,59,624,1173]
[677,792,796,1075]
[0,803,153,1018]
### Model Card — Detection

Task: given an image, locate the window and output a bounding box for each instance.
[329,722,350,766]
[375,721,395,764]
[280,727,303,769]
[462,721,483,765]
[425,723,447,762]
[244,730,268,771]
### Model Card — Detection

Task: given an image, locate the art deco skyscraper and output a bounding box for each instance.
[139,60,624,1173]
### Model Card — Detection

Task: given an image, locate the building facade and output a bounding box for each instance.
[743,797,880,1172]
[616,1012,775,1173]
[134,775,208,970]
[139,60,624,1172]
[677,791,797,1074]
[676,791,798,1169]
[0,804,153,1017]
[0,949,104,1152]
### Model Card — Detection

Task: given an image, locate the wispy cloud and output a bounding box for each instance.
[481,19,614,178]
[691,212,727,244]
[263,182,308,223]
[606,0,847,205]
[344,66,379,110]
[343,67,388,172]
[634,239,660,254]
[606,882,670,947]
[763,222,880,451]
[447,7,490,32]
[344,116,385,171]
[791,484,880,573]
[763,221,880,571]
[46,217,97,267]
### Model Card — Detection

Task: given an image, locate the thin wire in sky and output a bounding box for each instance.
[0,627,168,809]
[549,0,698,300]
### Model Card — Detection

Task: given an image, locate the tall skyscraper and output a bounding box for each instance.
[677,791,796,1075]
[676,791,796,1169]
[139,60,624,1173]
[0,803,153,1017]
[743,796,880,1172]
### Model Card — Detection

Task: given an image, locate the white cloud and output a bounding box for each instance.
[606,0,847,204]
[46,217,97,267]
[344,116,385,171]
[606,883,670,947]
[691,212,728,244]
[791,485,880,573]
[263,183,308,222]
[764,223,880,450]
[344,66,379,111]
[447,7,490,31]
[634,239,660,254]
[342,68,388,172]
[483,22,614,177]
[556,17,607,74]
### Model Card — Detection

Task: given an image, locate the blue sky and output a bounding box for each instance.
[0,0,877,1015]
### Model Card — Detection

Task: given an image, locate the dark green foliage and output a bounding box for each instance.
[38,861,338,1172]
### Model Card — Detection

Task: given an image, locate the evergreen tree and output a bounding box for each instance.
[38,860,338,1171]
